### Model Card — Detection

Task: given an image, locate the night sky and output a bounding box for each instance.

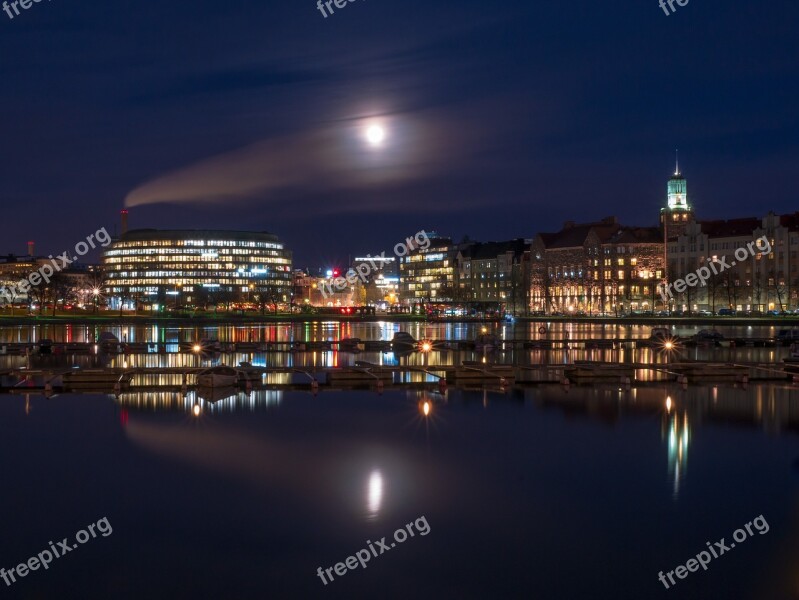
[1,0,797,267]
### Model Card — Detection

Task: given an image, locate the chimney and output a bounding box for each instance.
[27,241,35,257]
[120,209,129,236]
[562,221,575,230]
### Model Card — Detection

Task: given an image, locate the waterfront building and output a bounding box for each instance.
[531,217,664,314]
[667,213,799,312]
[0,253,45,303]
[456,239,531,314]
[102,229,292,310]
[399,236,463,305]
[0,242,102,309]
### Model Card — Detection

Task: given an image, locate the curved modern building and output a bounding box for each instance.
[102,229,292,308]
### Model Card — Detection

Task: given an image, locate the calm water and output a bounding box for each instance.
[2,384,799,599]
[0,321,796,372]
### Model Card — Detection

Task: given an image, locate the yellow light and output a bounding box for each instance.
[481,327,488,334]
[665,341,674,350]
[192,404,201,417]
[666,396,672,412]
[423,401,431,416]
[421,341,432,352]
[193,344,202,352]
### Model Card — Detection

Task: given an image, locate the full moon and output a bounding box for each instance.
[365,124,386,147]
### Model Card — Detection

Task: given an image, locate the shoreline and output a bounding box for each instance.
[0,313,797,326]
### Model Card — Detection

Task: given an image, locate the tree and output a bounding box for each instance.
[707,270,724,313]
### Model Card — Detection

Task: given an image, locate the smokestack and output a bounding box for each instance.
[120,209,129,236]
[27,241,34,257]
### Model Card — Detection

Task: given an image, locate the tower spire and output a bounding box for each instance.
[675,149,680,176]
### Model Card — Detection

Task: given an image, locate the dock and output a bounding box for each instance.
[1,357,795,397]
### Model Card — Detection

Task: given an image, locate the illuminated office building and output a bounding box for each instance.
[399,236,459,303]
[102,229,292,308]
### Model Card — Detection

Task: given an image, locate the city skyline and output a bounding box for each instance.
[2,1,797,266]
[2,162,795,273]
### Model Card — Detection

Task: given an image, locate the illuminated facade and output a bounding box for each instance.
[660,164,695,238]
[102,229,292,308]
[531,217,665,314]
[667,213,799,312]
[456,239,531,313]
[399,237,458,303]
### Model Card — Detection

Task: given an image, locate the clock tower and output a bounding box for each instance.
[659,154,694,238]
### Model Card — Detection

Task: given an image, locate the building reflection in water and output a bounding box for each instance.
[662,395,690,499]
[115,388,283,414]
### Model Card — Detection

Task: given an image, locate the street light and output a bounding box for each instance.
[92,288,100,314]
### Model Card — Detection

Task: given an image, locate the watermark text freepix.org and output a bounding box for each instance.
[659,0,690,16]
[320,230,430,298]
[1,517,113,587]
[0,226,111,306]
[658,236,771,303]
[657,514,769,589]
[316,0,365,19]
[316,515,430,585]
[3,0,52,21]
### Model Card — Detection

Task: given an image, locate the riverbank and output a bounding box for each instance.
[0,312,798,327]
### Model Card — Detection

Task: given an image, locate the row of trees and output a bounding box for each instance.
[114,285,288,315]
[3,272,107,316]
[667,267,797,313]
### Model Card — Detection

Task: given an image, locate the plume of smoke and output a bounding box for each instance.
[125,115,457,208]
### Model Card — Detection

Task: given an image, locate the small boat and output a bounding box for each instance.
[98,332,121,353]
[650,327,670,341]
[62,369,132,392]
[196,366,239,387]
[777,329,799,345]
[363,340,392,352]
[236,362,263,383]
[695,329,724,341]
[339,338,362,352]
[391,332,416,349]
[195,385,239,404]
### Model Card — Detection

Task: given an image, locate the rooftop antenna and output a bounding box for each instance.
[675,149,680,176]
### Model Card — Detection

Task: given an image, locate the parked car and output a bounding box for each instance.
[717,308,736,316]
[697,310,713,317]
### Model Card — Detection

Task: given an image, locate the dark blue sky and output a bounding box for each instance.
[1,0,797,267]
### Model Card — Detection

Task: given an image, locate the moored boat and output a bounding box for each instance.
[339,338,362,352]
[196,365,239,387]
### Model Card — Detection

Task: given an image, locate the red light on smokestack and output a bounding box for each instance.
[27,241,35,256]
[121,209,129,236]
